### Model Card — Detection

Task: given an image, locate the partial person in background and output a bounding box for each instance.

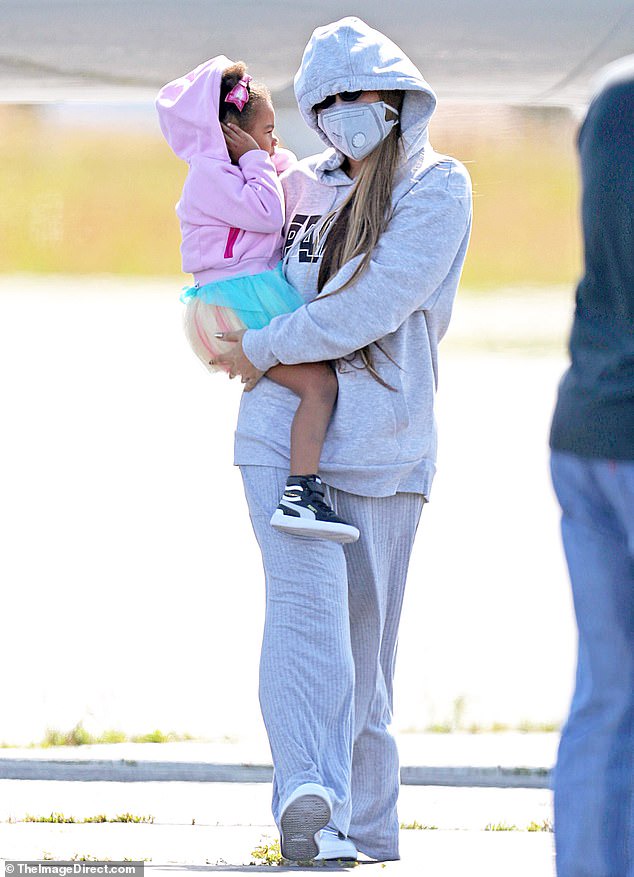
[549,56,634,877]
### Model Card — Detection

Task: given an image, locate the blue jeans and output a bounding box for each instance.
[550,450,634,877]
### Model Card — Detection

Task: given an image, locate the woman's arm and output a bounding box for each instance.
[179,151,285,233]
[242,169,472,371]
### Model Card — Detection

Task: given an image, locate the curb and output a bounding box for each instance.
[0,759,551,788]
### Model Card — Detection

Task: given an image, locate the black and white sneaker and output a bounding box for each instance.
[270,474,360,544]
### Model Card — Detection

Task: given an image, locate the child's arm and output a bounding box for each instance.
[181,151,285,234]
[271,147,297,175]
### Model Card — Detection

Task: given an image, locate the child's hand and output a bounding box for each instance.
[222,122,261,163]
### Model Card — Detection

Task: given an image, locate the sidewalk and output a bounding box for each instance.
[0,734,557,874]
[0,824,557,876]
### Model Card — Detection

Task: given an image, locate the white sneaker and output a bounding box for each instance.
[279,782,332,861]
[315,827,359,861]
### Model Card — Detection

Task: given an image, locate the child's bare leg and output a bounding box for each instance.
[265,361,359,543]
[265,362,337,475]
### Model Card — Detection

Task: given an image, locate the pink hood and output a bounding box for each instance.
[156,56,294,283]
[156,55,232,162]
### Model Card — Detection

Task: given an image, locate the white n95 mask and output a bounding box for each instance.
[317,101,400,161]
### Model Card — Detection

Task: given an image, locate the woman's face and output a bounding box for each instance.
[314,90,398,166]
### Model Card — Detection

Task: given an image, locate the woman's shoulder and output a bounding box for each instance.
[411,150,471,192]
[395,150,471,214]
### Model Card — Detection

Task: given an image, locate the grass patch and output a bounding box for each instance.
[21,813,154,823]
[0,103,582,287]
[400,698,561,734]
[250,838,283,866]
[42,854,151,863]
[527,819,554,832]
[485,822,519,831]
[26,723,197,748]
[249,836,360,867]
[400,820,439,830]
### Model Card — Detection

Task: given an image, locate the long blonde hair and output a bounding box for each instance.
[317,90,404,391]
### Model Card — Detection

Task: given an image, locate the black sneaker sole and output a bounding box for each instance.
[270,511,360,544]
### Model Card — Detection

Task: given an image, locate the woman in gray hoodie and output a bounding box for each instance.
[215,17,472,864]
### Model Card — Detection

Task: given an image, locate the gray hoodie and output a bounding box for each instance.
[234,17,472,498]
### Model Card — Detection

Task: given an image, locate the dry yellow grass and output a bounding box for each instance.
[1,103,582,287]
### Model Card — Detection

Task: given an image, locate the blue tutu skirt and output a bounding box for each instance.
[180,262,304,374]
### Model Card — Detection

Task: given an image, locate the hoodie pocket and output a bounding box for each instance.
[320,369,400,465]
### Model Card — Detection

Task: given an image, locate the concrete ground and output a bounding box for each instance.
[0,733,557,874]
[0,278,566,875]
[0,781,556,876]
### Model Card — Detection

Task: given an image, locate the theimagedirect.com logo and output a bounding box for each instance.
[5,863,144,877]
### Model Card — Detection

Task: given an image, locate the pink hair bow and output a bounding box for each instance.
[225,74,252,112]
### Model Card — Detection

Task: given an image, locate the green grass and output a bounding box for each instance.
[0,722,198,748]
[250,838,283,866]
[400,696,561,734]
[20,813,154,824]
[0,103,582,287]
[400,820,439,830]
[485,822,519,831]
[0,106,185,276]
[403,819,553,832]
[249,835,361,867]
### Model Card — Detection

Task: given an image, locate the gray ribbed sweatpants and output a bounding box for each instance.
[239,465,425,861]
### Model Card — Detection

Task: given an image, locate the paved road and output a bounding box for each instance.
[0,278,575,745]
[2,0,634,104]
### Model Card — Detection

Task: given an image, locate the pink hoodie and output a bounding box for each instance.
[156,56,295,285]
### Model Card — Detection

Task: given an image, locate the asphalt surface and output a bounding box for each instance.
[2,0,634,105]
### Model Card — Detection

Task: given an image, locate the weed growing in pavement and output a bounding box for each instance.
[402,819,553,832]
[400,821,439,830]
[485,822,519,831]
[68,856,151,863]
[250,838,282,866]
[250,836,359,867]
[22,813,154,824]
[527,819,554,832]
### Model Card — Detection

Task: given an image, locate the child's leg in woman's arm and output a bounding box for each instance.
[266,362,337,476]
[264,362,360,544]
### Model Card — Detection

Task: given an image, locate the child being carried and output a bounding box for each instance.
[156,56,359,544]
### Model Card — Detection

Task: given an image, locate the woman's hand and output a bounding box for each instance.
[211,329,264,392]
[222,122,261,163]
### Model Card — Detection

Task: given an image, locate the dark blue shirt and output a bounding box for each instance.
[550,75,634,459]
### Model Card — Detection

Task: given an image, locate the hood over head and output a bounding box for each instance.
[156,55,233,161]
[294,17,436,160]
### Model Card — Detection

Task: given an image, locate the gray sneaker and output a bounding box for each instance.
[279,782,332,861]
